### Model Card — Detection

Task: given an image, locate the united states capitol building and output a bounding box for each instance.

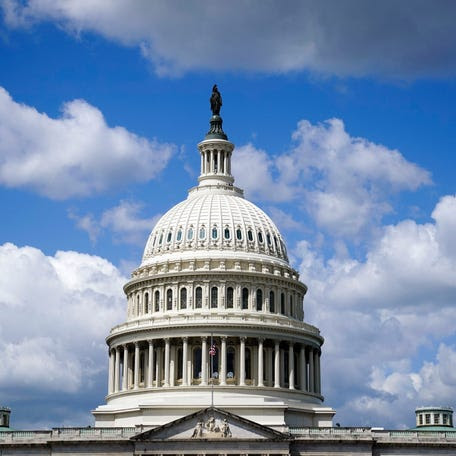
[1,88,455,455]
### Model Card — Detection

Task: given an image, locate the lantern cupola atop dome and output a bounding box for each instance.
[197,85,236,189]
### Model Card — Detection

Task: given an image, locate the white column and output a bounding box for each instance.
[220,337,227,386]
[201,336,208,386]
[182,337,188,386]
[122,345,129,391]
[289,343,295,390]
[164,338,170,387]
[239,337,246,386]
[258,338,264,387]
[134,342,140,389]
[114,346,120,392]
[309,347,315,393]
[300,346,307,391]
[148,340,154,387]
[274,341,280,388]
[217,149,221,173]
[108,348,114,394]
[200,153,204,175]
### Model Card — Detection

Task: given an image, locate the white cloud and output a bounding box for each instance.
[3,1,456,78]
[0,87,174,199]
[70,200,161,245]
[236,119,430,238]
[295,195,456,427]
[0,243,126,394]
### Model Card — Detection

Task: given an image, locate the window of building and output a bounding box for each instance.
[434,413,440,424]
[211,286,218,308]
[154,290,160,312]
[274,235,279,251]
[247,229,254,242]
[236,228,242,240]
[425,414,431,424]
[176,229,182,241]
[159,233,163,245]
[258,231,264,243]
[269,291,275,313]
[212,226,218,239]
[443,414,448,425]
[227,346,236,379]
[242,288,249,309]
[140,351,145,383]
[226,287,234,308]
[256,289,263,311]
[224,227,230,239]
[144,292,149,314]
[281,293,285,314]
[187,227,194,240]
[195,287,203,309]
[193,347,202,380]
[290,295,293,317]
[199,226,206,239]
[419,414,423,425]
[267,233,272,246]
[136,295,140,315]
[166,289,173,311]
[167,231,172,243]
[177,348,183,380]
[180,287,187,309]
[245,347,251,380]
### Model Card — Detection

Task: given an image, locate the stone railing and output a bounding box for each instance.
[109,311,320,336]
[289,427,456,441]
[0,427,136,443]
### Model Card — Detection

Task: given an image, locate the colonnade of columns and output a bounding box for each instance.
[108,336,321,397]
[200,148,232,176]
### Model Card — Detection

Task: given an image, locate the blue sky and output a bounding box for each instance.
[1,1,456,429]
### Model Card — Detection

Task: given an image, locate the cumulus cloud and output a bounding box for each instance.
[0,243,125,397]
[70,200,161,245]
[236,118,431,238]
[3,0,456,78]
[296,195,456,427]
[0,87,174,199]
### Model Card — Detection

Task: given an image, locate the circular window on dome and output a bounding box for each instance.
[236,228,242,240]
[167,231,172,243]
[211,226,218,240]
[176,229,183,242]
[224,227,230,240]
[247,229,254,242]
[199,226,206,240]
[258,231,264,243]
[187,227,194,240]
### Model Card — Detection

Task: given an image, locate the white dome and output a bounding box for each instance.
[141,189,288,266]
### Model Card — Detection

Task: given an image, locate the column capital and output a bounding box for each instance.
[182,336,188,342]
[148,339,154,345]
[134,341,140,347]
[258,337,264,343]
[201,335,207,341]
[221,335,227,341]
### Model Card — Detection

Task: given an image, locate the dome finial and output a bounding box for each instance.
[206,85,227,140]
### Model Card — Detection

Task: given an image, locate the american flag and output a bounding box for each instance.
[209,344,216,356]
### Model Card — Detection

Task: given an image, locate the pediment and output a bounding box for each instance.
[132,407,287,441]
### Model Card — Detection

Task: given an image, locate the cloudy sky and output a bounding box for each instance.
[1,0,456,430]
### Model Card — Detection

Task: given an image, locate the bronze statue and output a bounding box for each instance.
[210,84,222,116]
